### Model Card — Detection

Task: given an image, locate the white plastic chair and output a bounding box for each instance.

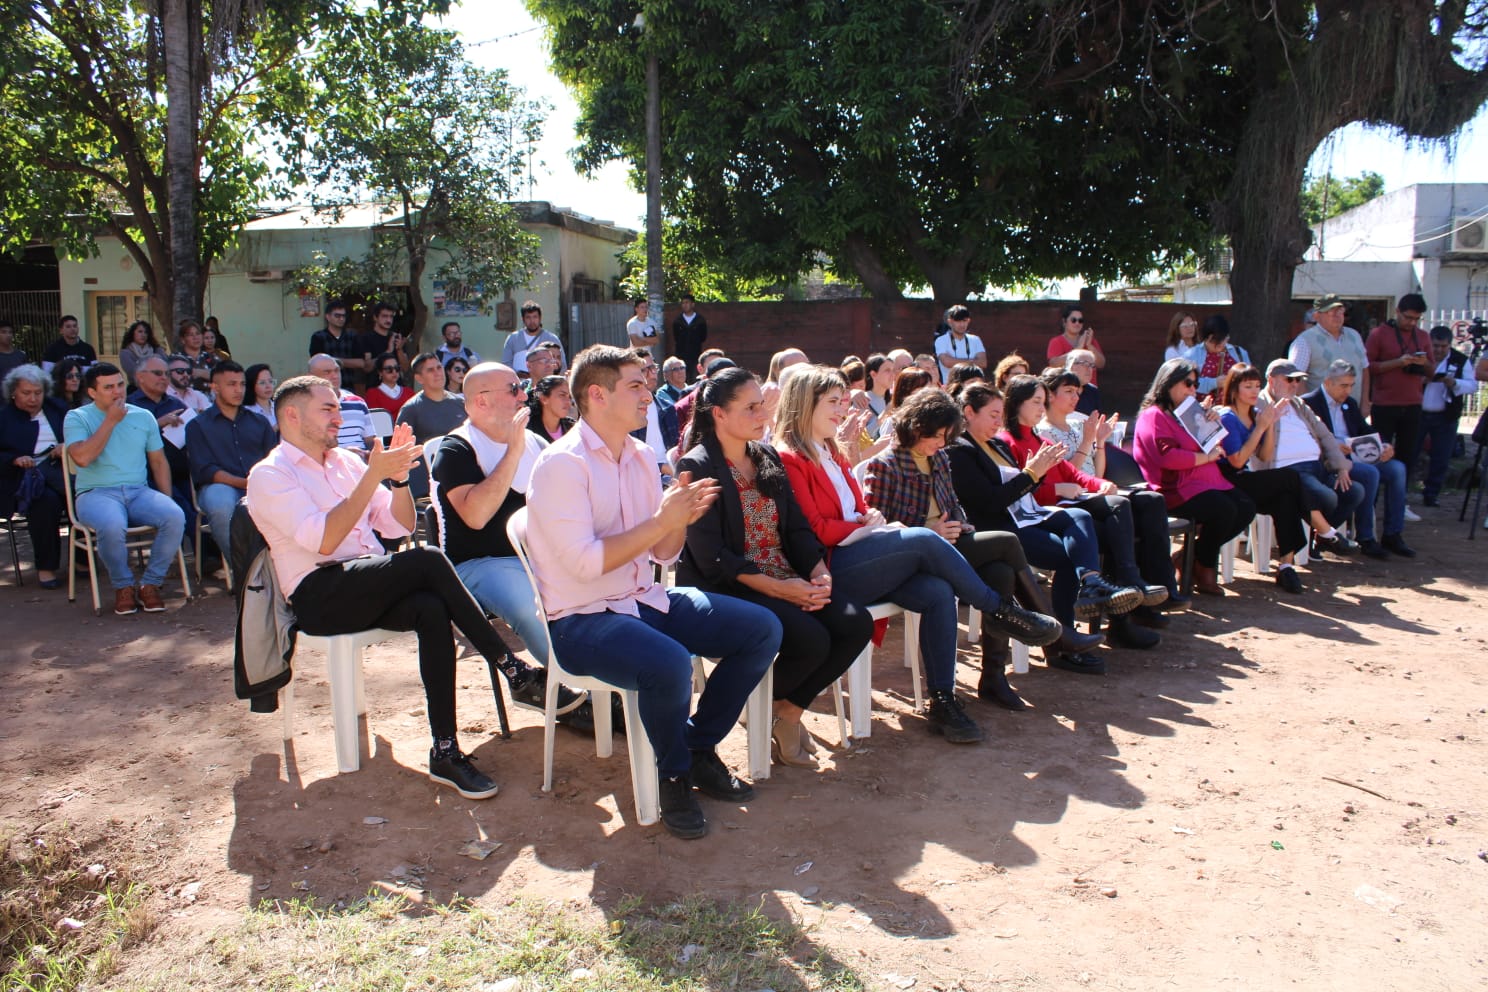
[62,449,192,614]
[966,605,1030,675]
[280,628,400,773]
[368,407,395,439]
[845,602,923,740]
[188,485,233,591]
[1220,514,1276,584]
[506,507,660,826]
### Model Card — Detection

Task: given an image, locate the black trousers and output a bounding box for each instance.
[290,547,513,741]
[1230,469,1307,558]
[1075,490,1174,589]
[1171,489,1257,568]
[954,528,1025,598]
[18,462,66,572]
[721,585,873,710]
[1371,403,1422,484]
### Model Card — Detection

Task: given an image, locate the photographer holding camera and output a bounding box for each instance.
[1365,294,1432,503]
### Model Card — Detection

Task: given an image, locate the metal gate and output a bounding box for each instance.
[570,302,634,353]
[0,290,62,360]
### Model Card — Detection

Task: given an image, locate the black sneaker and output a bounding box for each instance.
[1275,566,1304,594]
[925,689,985,743]
[688,749,755,802]
[428,748,500,800]
[987,600,1063,647]
[1357,539,1388,559]
[508,667,586,716]
[1130,605,1171,629]
[1048,652,1107,676]
[1312,531,1358,556]
[1137,583,1170,608]
[558,693,628,736]
[1381,534,1416,558]
[659,776,708,839]
[1074,572,1141,619]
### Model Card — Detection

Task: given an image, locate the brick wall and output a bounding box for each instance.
[659,299,1261,415]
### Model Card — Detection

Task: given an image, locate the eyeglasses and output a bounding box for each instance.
[505,381,524,396]
[449,366,468,375]
[380,365,400,373]
[1072,359,1095,367]
[169,368,191,375]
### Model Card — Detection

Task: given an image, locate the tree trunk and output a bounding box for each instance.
[407,250,429,356]
[839,234,903,300]
[163,0,202,335]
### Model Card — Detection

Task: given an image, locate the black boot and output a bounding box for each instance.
[1015,566,1104,655]
[977,631,1027,710]
[925,688,985,743]
[1108,613,1161,649]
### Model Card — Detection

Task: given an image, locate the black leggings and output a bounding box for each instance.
[1170,489,1257,568]
[953,528,1025,598]
[1229,469,1307,558]
[1075,490,1175,588]
[19,470,66,572]
[290,547,513,741]
[720,585,873,710]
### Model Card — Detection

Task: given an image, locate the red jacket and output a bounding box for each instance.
[778,446,866,548]
[996,427,1101,505]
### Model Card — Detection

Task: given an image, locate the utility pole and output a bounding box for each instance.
[639,13,664,345]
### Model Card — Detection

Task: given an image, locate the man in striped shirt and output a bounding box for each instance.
[309,353,373,454]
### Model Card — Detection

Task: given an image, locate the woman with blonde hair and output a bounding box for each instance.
[774,365,1060,743]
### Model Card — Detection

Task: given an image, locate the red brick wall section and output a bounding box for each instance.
[661,299,1279,416]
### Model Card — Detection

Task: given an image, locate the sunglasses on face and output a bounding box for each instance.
[1067,317,1084,324]
[65,371,81,379]
[505,381,523,396]
[380,365,400,373]
[1183,378,1198,387]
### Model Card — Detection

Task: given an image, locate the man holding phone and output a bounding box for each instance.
[1365,294,1431,506]
[358,302,410,390]
[1419,324,1476,506]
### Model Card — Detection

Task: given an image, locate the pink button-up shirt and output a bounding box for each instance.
[525,418,673,621]
[246,439,410,596]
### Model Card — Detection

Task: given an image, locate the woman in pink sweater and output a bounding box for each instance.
[1133,359,1256,595]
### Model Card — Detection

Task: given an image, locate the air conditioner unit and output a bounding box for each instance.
[1449,217,1488,254]
[246,269,286,283]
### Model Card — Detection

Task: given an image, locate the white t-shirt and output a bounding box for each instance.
[933,331,985,383]
[1271,403,1321,468]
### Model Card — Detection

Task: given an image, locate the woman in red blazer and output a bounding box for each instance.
[773,365,1060,743]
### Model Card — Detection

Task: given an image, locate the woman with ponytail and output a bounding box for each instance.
[675,367,873,768]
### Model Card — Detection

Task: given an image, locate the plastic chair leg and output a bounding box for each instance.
[746,668,773,782]
[903,612,923,711]
[1252,516,1274,575]
[847,644,874,740]
[591,688,615,759]
[281,682,295,741]
[1012,640,1030,675]
[621,692,659,826]
[326,639,363,773]
[831,679,849,746]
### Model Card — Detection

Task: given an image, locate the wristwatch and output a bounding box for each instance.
[389,478,410,488]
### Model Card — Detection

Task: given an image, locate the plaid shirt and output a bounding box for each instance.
[863,445,967,526]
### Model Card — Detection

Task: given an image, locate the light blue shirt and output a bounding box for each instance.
[63,403,163,492]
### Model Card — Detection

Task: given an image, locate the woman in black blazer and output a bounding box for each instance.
[1,364,69,587]
[945,382,1118,674]
[676,368,873,768]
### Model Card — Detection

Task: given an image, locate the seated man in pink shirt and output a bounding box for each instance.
[247,376,520,802]
[525,345,782,840]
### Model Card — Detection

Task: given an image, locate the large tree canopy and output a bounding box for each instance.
[532,0,1230,308]
[0,0,343,337]
[272,11,545,351]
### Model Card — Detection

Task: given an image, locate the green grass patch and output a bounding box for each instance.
[2,826,156,992]
[132,892,864,991]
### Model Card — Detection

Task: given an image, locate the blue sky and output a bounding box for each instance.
[442,3,1488,233]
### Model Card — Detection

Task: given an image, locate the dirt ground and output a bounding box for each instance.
[3,498,1487,991]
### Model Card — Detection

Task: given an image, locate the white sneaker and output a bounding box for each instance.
[1403,507,1422,523]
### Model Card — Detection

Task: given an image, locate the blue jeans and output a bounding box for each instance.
[197,483,243,558]
[1348,457,1405,540]
[1018,508,1100,626]
[74,484,186,590]
[1289,459,1366,529]
[549,588,781,778]
[1417,411,1458,502]
[828,526,1002,692]
[455,555,550,660]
